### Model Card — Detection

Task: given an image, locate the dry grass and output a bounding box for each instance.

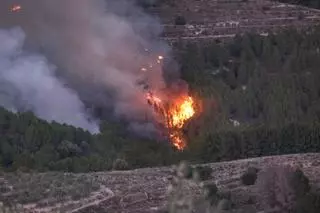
[0,153,320,213]
[147,0,320,42]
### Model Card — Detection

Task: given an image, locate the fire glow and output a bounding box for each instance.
[140,54,198,150]
[146,91,196,150]
[10,4,22,12]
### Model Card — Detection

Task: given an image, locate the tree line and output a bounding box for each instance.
[2,27,320,172]
[0,107,179,172]
[279,0,320,9]
[185,122,320,164]
[178,27,320,129]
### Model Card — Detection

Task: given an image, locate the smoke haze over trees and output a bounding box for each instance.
[279,0,320,9]
[0,0,176,137]
[0,27,98,132]
[2,1,320,212]
[2,26,320,171]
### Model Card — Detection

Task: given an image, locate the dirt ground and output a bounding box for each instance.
[1,153,320,213]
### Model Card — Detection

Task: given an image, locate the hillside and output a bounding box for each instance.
[2,1,320,212]
[1,153,320,213]
[143,0,320,42]
[279,0,320,9]
[2,5,320,173]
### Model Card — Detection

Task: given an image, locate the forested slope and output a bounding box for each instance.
[0,107,177,172]
[279,0,320,9]
[138,0,320,42]
[2,27,320,172]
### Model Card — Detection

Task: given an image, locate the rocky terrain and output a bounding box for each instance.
[1,153,320,213]
[147,0,320,43]
[2,1,320,213]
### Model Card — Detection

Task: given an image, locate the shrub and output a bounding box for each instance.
[298,12,305,20]
[262,6,271,11]
[174,15,186,25]
[136,0,160,9]
[240,167,258,186]
[167,161,232,213]
[203,182,220,206]
[0,203,24,213]
[217,199,232,210]
[112,158,129,171]
[176,161,193,179]
[296,191,320,213]
[193,165,212,181]
[256,165,310,212]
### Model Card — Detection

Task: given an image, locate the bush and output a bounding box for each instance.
[298,12,305,20]
[262,6,271,11]
[256,165,310,212]
[176,161,193,179]
[296,191,320,213]
[292,168,310,195]
[193,165,213,181]
[0,203,24,213]
[112,159,129,171]
[167,161,231,213]
[174,15,186,25]
[241,167,258,186]
[203,182,219,202]
[217,199,232,210]
[136,0,160,8]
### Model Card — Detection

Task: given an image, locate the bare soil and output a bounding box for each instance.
[1,153,320,213]
[149,0,320,42]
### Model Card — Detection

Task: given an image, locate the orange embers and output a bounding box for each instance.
[10,4,22,13]
[146,92,195,150]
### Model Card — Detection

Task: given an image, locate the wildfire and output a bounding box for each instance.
[10,4,22,12]
[170,96,195,128]
[157,55,164,64]
[146,92,195,150]
[141,53,197,150]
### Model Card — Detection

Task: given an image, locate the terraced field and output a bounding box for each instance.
[1,153,320,213]
[147,0,320,43]
[1,2,320,212]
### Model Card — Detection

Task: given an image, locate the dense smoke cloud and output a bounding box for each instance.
[0,0,173,135]
[0,27,99,132]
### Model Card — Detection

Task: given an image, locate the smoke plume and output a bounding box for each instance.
[0,27,99,132]
[0,0,174,135]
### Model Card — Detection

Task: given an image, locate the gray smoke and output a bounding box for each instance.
[0,27,99,133]
[0,0,173,135]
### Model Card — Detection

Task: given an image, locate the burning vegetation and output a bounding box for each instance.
[8,1,197,150]
[10,4,22,13]
[141,54,198,150]
[146,91,195,150]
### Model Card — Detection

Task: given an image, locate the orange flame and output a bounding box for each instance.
[146,92,195,150]
[170,96,195,128]
[10,4,22,12]
[141,54,196,150]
